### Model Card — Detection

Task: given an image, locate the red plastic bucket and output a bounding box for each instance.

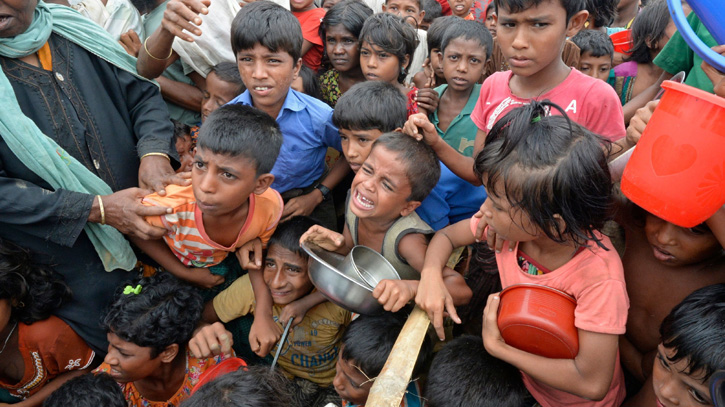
[497,284,579,359]
[610,29,633,55]
[621,81,725,228]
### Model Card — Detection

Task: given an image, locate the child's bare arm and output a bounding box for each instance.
[130,236,224,288]
[404,114,481,185]
[416,220,477,339]
[706,205,725,249]
[247,267,282,357]
[483,295,620,401]
[280,291,327,327]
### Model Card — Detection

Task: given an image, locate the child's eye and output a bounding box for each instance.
[222,172,236,180]
[268,58,281,64]
[265,261,276,269]
[362,166,373,174]
[358,137,369,144]
[378,52,389,58]
[389,6,398,10]
[406,8,415,13]
[448,55,459,61]
[238,56,252,63]
[194,161,205,170]
[688,388,709,405]
[340,135,348,141]
[657,352,671,371]
[533,22,549,28]
[360,49,370,56]
[470,57,481,64]
[382,181,394,191]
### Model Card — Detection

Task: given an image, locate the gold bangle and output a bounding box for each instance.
[97,195,106,225]
[143,37,173,61]
[141,152,171,161]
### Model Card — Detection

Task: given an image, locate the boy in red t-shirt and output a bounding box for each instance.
[291,0,326,71]
[404,0,626,186]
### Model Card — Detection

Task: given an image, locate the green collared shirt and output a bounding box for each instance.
[430,83,481,157]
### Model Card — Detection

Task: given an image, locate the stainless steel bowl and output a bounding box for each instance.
[302,242,400,315]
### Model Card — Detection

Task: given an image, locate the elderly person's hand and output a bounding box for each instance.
[90,188,172,240]
[139,154,191,196]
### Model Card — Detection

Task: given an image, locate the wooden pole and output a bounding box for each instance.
[366,307,431,407]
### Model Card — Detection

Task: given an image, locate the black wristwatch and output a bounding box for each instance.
[315,184,331,200]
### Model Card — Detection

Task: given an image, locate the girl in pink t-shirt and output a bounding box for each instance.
[416,101,629,407]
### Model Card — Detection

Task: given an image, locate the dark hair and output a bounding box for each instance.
[486,0,495,12]
[332,81,407,132]
[172,120,191,142]
[197,104,282,175]
[421,0,442,23]
[370,133,440,202]
[43,373,126,407]
[209,62,246,95]
[101,273,203,357]
[571,29,614,58]
[584,0,617,28]
[320,0,374,44]
[359,13,418,83]
[626,0,671,64]
[0,239,72,325]
[426,335,527,407]
[267,216,321,261]
[341,310,432,379]
[494,0,586,23]
[426,15,461,53]
[660,284,725,381]
[296,65,323,100]
[231,1,302,61]
[440,19,494,60]
[179,366,296,407]
[474,101,612,248]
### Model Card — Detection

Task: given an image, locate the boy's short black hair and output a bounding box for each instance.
[427,15,461,53]
[231,1,302,61]
[474,100,612,249]
[494,0,586,23]
[179,366,296,407]
[426,335,527,407]
[660,284,725,381]
[43,373,126,407]
[209,62,246,95]
[422,0,442,23]
[267,216,321,262]
[320,0,374,41]
[172,119,191,142]
[296,65,323,100]
[0,239,71,325]
[332,81,407,132]
[101,273,203,357]
[370,133,440,202]
[571,29,614,59]
[359,13,418,83]
[197,104,282,176]
[440,19,494,60]
[584,0,617,28]
[627,0,671,64]
[341,310,432,379]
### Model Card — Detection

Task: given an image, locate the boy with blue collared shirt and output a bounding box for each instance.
[227,1,348,231]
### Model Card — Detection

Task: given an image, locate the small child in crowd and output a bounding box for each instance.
[322,0,342,10]
[292,64,324,100]
[406,0,626,186]
[137,105,283,289]
[333,310,433,407]
[291,0,327,71]
[447,0,475,19]
[180,366,296,407]
[571,29,614,82]
[319,0,374,107]
[191,217,351,407]
[624,284,725,407]
[43,373,125,407]
[381,0,430,83]
[201,62,246,124]
[412,15,461,89]
[417,102,628,406]
[484,1,496,36]
[419,0,442,30]
[301,133,471,311]
[96,273,228,406]
[0,240,95,407]
[426,335,528,407]
[172,120,194,173]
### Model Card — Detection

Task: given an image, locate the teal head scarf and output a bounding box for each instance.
[0,2,154,271]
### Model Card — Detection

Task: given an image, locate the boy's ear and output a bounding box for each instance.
[402,54,411,71]
[551,214,567,235]
[292,58,303,81]
[253,173,275,195]
[382,3,388,12]
[565,10,589,38]
[399,200,421,217]
[418,10,425,24]
[158,344,179,363]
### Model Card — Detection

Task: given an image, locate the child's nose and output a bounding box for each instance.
[104,350,117,366]
[511,28,528,50]
[269,270,286,289]
[252,61,267,79]
[658,377,680,405]
[198,173,216,194]
[655,223,678,246]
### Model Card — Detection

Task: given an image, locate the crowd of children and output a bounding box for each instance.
[3,0,725,405]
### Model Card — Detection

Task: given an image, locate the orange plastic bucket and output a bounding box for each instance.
[621,81,725,228]
[610,29,633,55]
[497,284,579,359]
